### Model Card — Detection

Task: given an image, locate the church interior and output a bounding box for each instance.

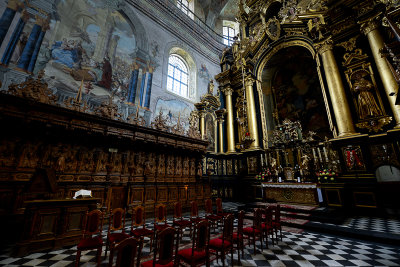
[1,0,400,266]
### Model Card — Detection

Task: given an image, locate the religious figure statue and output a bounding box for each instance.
[300,154,311,172]
[208,80,214,95]
[352,73,383,119]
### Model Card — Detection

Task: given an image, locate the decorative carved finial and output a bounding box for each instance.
[151,109,168,131]
[6,70,57,105]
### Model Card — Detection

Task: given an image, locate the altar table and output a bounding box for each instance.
[261,183,319,206]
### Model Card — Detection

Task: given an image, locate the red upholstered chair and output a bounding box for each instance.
[209,214,234,267]
[173,202,192,240]
[154,204,170,232]
[242,208,263,254]
[108,237,142,267]
[216,198,231,217]
[141,227,179,267]
[271,205,282,241]
[106,208,130,263]
[75,209,104,267]
[262,206,275,248]
[176,220,210,267]
[233,210,245,263]
[190,201,202,224]
[204,199,222,232]
[130,206,154,252]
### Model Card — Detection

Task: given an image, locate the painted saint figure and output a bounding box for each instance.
[98,56,112,89]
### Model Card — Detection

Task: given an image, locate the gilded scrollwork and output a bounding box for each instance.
[7,71,57,105]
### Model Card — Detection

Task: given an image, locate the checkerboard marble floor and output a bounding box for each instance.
[1,213,400,267]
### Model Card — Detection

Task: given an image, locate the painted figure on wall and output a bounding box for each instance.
[205,113,215,152]
[2,0,137,101]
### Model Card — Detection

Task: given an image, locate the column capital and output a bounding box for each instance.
[20,10,30,22]
[221,86,233,96]
[215,108,226,119]
[360,18,380,36]
[244,74,255,87]
[7,0,23,11]
[35,15,49,28]
[315,37,333,55]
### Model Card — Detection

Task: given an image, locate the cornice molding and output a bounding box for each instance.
[126,0,224,64]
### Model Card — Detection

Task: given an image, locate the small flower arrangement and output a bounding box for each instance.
[256,168,271,181]
[316,169,338,183]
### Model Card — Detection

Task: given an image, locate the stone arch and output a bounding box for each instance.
[119,6,149,56]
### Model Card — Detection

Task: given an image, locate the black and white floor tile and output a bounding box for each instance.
[1,214,400,266]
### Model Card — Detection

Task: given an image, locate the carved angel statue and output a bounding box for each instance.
[308,16,325,40]
[300,154,311,171]
[352,72,383,119]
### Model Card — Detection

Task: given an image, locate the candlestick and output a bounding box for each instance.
[312,148,317,160]
[323,147,328,162]
[317,147,323,163]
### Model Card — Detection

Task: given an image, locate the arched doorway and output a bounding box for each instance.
[257,45,333,145]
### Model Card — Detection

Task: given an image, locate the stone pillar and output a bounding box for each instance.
[361,19,400,127]
[109,35,119,66]
[316,37,357,137]
[144,66,154,109]
[245,73,260,150]
[1,10,28,66]
[17,15,44,71]
[221,86,236,153]
[127,63,139,103]
[139,68,147,107]
[0,0,22,46]
[216,109,226,153]
[27,18,49,73]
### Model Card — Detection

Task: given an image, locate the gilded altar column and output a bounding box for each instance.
[245,74,260,150]
[199,111,206,140]
[221,86,236,153]
[361,19,400,127]
[316,37,357,136]
[216,109,226,153]
[194,103,206,140]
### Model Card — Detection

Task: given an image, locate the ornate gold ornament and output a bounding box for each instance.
[307,15,326,40]
[314,37,333,55]
[171,113,185,135]
[186,111,201,139]
[337,36,359,52]
[6,70,57,105]
[278,0,300,23]
[265,17,281,41]
[378,0,400,9]
[127,107,146,126]
[151,109,168,131]
[94,96,122,120]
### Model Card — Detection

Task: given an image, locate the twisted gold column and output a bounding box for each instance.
[222,87,236,153]
[361,19,400,127]
[316,38,357,136]
[245,74,260,150]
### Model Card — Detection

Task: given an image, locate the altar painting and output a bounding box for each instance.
[265,46,332,139]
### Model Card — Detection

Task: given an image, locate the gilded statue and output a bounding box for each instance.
[208,80,214,95]
[352,73,383,119]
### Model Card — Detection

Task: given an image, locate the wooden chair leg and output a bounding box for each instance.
[96,247,102,267]
[230,247,233,267]
[75,250,81,267]
[222,249,225,267]
[253,233,256,254]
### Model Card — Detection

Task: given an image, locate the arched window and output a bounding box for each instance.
[177,0,194,19]
[167,55,189,98]
[223,26,235,46]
